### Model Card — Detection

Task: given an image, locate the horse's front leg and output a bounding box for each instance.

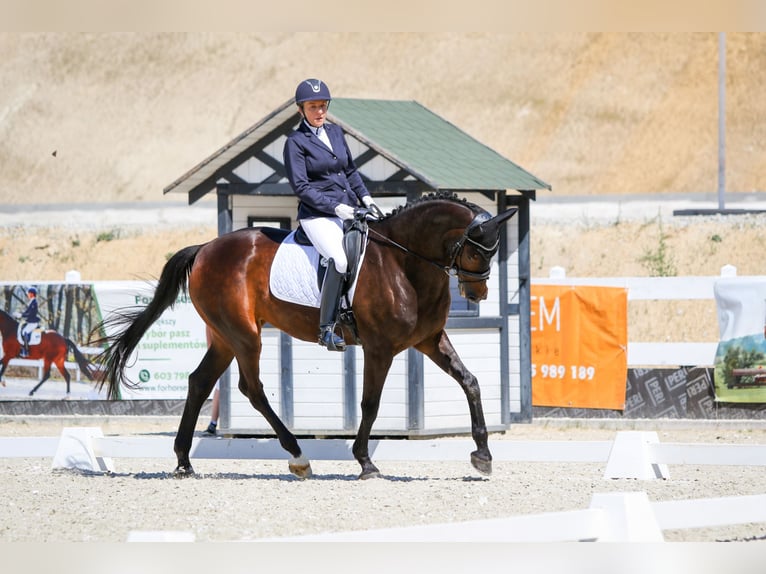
[416,330,492,476]
[352,350,394,479]
[0,358,7,386]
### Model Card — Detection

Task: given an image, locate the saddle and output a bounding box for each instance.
[17,326,42,346]
[268,217,368,344]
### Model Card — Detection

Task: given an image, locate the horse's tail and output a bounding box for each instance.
[65,338,97,382]
[92,244,203,400]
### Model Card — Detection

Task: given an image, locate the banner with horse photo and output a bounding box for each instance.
[0,282,104,400]
[0,281,207,400]
[713,277,766,403]
[531,284,628,410]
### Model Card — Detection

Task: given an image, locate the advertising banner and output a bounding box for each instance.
[0,281,206,400]
[94,281,207,399]
[531,284,628,410]
[713,278,766,403]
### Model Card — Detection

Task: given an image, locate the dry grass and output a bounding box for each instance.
[1,33,764,207]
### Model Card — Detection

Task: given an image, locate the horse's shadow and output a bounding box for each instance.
[56,467,488,483]
[129,471,426,482]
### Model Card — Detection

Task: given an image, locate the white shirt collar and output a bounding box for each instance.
[304,120,333,151]
[303,119,324,135]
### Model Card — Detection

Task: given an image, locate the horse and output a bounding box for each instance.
[94,192,518,479]
[0,309,97,395]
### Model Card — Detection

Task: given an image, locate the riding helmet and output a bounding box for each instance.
[295,79,332,104]
[27,287,37,295]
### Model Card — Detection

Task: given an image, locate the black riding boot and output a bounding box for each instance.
[318,259,346,352]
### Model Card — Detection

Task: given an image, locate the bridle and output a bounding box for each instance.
[367,212,499,285]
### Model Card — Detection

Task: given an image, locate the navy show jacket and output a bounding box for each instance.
[21,298,39,323]
[283,120,370,220]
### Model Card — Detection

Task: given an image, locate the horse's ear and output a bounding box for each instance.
[469,208,518,243]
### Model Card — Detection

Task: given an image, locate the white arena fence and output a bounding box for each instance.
[534,264,761,367]
[6,347,102,382]
[1,428,765,542]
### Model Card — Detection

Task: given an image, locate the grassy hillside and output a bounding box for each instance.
[1,32,764,205]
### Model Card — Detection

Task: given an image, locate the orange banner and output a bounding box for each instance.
[531,285,628,410]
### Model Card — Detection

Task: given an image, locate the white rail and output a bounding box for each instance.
[7,358,86,382]
[1,429,764,480]
[264,492,766,542]
[533,265,764,367]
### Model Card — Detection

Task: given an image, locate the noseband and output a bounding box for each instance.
[369,212,499,285]
[446,214,499,283]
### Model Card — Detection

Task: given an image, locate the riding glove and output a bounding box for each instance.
[334,204,356,220]
[362,196,384,219]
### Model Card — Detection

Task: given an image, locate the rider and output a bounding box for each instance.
[18,287,40,357]
[283,78,383,352]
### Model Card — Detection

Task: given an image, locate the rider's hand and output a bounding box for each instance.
[362,196,384,220]
[334,204,356,220]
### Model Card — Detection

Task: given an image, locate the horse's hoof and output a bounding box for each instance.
[28,390,34,397]
[470,451,493,476]
[358,469,381,480]
[173,465,195,478]
[289,455,313,479]
[358,462,381,480]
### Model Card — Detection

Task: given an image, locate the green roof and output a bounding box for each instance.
[330,98,550,192]
[165,97,550,202]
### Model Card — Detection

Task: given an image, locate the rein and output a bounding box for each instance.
[368,214,496,283]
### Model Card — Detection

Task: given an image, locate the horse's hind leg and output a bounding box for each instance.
[236,337,310,478]
[237,370,312,479]
[173,345,233,477]
[28,363,53,396]
[54,357,71,395]
[416,330,492,476]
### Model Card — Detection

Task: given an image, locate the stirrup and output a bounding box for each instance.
[319,326,346,352]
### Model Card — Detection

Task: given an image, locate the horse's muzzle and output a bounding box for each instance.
[460,282,488,303]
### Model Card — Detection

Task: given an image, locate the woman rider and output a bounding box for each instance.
[283,78,383,351]
[18,287,40,357]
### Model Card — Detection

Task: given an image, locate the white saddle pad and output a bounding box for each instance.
[269,231,364,308]
[17,329,42,346]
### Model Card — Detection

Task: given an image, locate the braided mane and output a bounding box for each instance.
[384,191,483,220]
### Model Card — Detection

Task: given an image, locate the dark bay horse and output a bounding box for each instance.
[95,192,517,479]
[0,309,97,395]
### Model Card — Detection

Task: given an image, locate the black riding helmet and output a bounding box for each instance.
[295,79,332,105]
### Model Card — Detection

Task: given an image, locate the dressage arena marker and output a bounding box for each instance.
[2,428,766,542]
[52,427,113,473]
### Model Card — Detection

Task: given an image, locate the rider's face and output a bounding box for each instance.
[300,100,328,128]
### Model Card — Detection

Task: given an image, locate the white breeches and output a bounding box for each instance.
[19,322,39,341]
[299,217,348,274]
